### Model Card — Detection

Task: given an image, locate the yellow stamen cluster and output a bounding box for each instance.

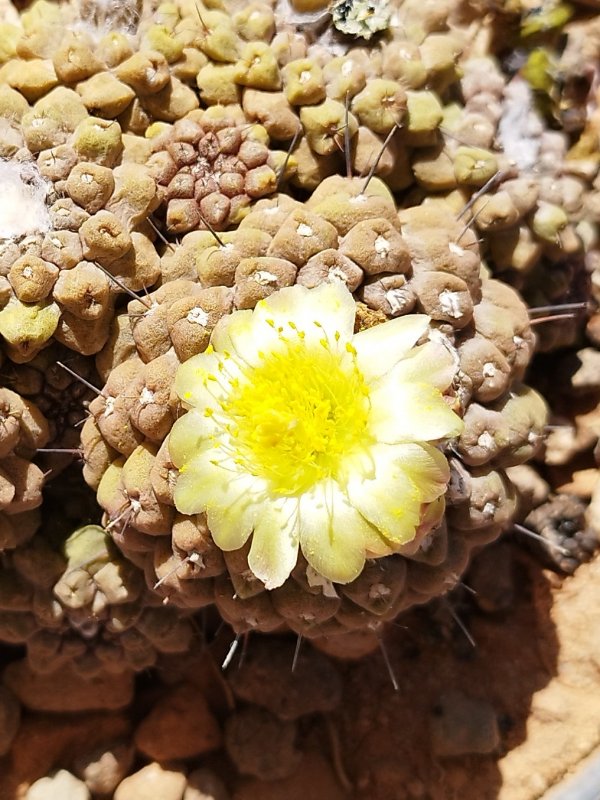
[217,323,370,495]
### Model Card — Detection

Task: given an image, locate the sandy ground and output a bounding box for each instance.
[2,542,599,800]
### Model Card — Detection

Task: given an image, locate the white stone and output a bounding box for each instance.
[27,770,91,800]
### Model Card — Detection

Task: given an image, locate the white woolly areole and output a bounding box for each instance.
[253,270,278,286]
[75,0,141,38]
[439,290,463,319]
[385,288,409,315]
[139,387,155,406]
[498,77,543,172]
[329,266,349,284]
[0,161,51,240]
[375,235,390,257]
[187,307,209,326]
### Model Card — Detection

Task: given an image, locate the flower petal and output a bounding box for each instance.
[369,380,463,444]
[254,282,356,344]
[387,340,458,391]
[248,497,300,590]
[210,308,279,367]
[353,314,430,382]
[206,500,258,552]
[175,349,232,408]
[346,444,426,544]
[174,451,265,550]
[393,442,450,502]
[298,480,369,584]
[168,411,218,468]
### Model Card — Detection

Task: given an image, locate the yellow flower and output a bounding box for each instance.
[169,282,463,590]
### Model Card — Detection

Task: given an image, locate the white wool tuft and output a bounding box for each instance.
[498,77,544,172]
[76,0,142,37]
[0,160,51,240]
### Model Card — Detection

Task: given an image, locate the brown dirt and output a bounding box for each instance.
[1,545,599,800]
[328,547,600,800]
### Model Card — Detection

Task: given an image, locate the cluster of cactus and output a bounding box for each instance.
[0,521,194,675]
[78,176,549,641]
[0,0,597,676]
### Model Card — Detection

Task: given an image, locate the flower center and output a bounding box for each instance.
[218,332,371,495]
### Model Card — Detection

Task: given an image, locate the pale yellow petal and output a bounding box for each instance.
[362,525,395,558]
[210,308,279,367]
[395,442,450,502]
[174,451,266,551]
[369,380,463,444]
[353,314,430,382]
[254,281,356,344]
[346,444,424,544]
[174,450,243,513]
[248,498,300,590]
[174,349,232,408]
[168,411,218,468]
[386,340,457,391]
[298,480,368,584]
[206,500,257,552]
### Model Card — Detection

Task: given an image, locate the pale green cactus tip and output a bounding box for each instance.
[520,2,573,38]
[0,298,61,360]
[169,282,464,592]
[63,524,111,569]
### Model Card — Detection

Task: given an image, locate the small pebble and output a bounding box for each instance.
[73,739,134,796]
[134,683,222,761]
[26,770,91,800]
[225,706,301,781]
[232,752,345,800]
[430,690,500,756]
[3,661,133,712]
[114,763,187,800]
[524,494,598,573]
[558,348,600,395]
